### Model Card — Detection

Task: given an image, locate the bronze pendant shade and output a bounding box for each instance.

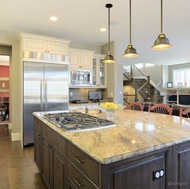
[103,3,115,63]
[152,0,172,50]
[123,0,138,58]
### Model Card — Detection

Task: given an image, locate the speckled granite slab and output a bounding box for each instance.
[33,110,190,164]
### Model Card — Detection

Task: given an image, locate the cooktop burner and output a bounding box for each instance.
[43,112,116,132]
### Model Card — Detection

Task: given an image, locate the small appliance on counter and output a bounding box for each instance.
[88,91,102,102]
[71,99,89,104]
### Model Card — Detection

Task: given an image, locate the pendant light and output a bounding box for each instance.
[103,3,115,63]
[123,0,138,58]
[152,0,172,50]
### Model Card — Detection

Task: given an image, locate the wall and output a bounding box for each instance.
[69,42,101,53]
[132,64,162,85]
[123,85,143,104]
[162,65,169,89]
[101,41,123,104]
[0,31,21,142]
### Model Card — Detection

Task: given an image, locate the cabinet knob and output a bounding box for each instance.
[47,144,51,148]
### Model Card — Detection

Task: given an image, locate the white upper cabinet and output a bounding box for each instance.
[69,48,94,70]
[20,33,71,55]
[92,54,107,88]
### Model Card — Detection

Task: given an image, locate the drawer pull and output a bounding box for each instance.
[74,155,84,164]
[74,177,84,187]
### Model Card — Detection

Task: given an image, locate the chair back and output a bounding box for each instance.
[127,102,144,111]
[179,107,190,118]
[148,103,173,115]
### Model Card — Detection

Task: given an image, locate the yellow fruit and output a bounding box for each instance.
[100,102,123,112]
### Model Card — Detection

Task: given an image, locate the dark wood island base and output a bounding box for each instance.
[34,115,190,189]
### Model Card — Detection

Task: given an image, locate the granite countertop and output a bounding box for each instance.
[33,110,190,164]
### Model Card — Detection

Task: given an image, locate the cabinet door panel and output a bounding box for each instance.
[24,38,46,52]
[42,135,51,188]
[80,53,93,69]
[53,146,66,189]
[34,126,41,171]
[67,178,78,189]
[69,51,80,68]
[113,155,165,189]
[92,55,107,87]
[67,142,99,185]
[173,141,190,189]
[48,41,67,55]
[67,161,98,189]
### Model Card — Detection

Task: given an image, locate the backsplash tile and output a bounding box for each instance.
[69,88,107,101]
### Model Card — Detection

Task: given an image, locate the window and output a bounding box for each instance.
[173,69,190,87]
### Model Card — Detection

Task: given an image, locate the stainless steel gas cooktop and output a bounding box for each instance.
[43,112,116,132]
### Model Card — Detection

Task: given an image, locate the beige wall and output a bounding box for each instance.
[123,85,143,105]
[101,41,123,104]
[0,30,21,142]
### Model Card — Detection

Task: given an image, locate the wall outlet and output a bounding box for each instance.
[153,168,164,181]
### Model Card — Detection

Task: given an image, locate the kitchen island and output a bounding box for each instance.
[33,110,190,189]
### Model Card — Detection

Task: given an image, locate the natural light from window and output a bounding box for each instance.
[173,69,190,87]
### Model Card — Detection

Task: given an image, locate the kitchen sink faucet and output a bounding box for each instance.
[95,92,101,105]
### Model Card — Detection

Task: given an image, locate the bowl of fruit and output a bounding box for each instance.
[99,102,125,119]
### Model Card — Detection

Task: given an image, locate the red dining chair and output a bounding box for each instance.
[148,103,173,115]
[126,102,144,111]
[179,107,190,118]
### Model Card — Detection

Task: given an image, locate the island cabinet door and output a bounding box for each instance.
[42,134,52,189]
[41,134,67,189]
[52,145,67,189]
[172,141,190,189]
[34,125,42,172]
[100,148,172,189]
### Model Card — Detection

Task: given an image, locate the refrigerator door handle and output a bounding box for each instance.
[40,79,43,110]
[45,80,48,110]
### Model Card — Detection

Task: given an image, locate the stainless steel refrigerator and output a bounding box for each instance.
[23,61,69,146]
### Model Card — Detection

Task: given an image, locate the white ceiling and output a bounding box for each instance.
[0,0,190,66]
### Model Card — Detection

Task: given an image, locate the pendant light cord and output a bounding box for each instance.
[129,0,131,44]
[108,6,111,52]
[161,0,163,33]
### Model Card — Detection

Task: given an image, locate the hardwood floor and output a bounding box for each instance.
[0,125,46,189]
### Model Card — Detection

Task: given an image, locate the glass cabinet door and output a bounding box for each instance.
[93,58,97,85]
[99,58,105,86]
[92,55,107,87]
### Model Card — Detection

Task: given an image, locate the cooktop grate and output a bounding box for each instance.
[43,112,116,132]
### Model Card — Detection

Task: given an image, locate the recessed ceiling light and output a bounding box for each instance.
[49,16,58,21]
[100,28,106,32]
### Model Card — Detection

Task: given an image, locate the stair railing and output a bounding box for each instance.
[132,65,150,96]
[133,65,148,77]
[123,65,163,102]
[132,65,162,93]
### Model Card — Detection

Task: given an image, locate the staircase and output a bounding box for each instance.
[123,70,163,104]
